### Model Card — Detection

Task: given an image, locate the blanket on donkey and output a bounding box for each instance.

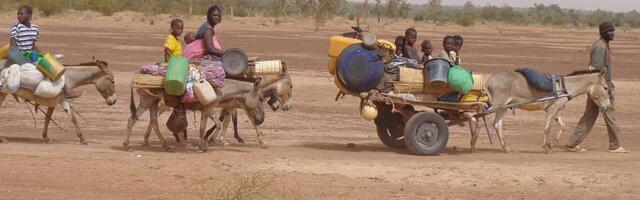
[515,67,553,92]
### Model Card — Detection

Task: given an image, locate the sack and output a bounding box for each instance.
[515,67,553,92]
[20,63,45,90]
[201,62,225,87]
[166,104,188,133]
[181,83,198,103]
[139,64,166,76]
[0,64,21,93]
[447,65,474,95]
[34,76,66,98]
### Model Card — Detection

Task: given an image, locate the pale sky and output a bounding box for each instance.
[365,0,640,12]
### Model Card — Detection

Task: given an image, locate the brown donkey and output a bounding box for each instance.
[480,69,610,153]
[125,79,266,152]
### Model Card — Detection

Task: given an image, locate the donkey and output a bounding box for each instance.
[0,60,117,144]
[125,79,266,152]
[142,66,294,145]
[480,69,610,153]
[204,72,294,145]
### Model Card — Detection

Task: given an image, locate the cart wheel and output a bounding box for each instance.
[375,112,406,148]
[404,111,449,155]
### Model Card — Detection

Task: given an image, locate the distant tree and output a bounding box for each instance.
[383,0,409,19]
[455,1,476,26]
[373,0,382,22]
[295,0,345,31]
[422,0,445,23]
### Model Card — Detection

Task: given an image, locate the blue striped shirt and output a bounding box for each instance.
[10,23,39,51]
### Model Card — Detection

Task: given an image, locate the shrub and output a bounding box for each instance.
[455,12,475,26]
[33,0,66,17]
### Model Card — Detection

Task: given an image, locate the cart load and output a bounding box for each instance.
[327,29,491,156]
[133,56,225,104]
[133,54,285,105]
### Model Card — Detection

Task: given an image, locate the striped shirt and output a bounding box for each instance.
[10,23,39,51]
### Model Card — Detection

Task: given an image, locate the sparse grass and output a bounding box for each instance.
[196,172,299,200]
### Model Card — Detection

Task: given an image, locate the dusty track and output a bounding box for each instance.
[1,13,639,199]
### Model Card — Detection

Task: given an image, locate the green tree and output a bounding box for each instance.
[455,1,476,26]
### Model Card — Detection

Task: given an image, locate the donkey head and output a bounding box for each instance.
[265,74,293,112]
[586,69,611,110]
[241,79,266,125]
[93,60,117,106]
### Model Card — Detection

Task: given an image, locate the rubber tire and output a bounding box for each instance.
[374,105,406,148]
[375,123,406,148]
[404,111,449,155]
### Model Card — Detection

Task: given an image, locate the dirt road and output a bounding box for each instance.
[1,13,639,199]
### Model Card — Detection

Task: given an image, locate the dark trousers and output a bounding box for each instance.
[7,47,29,66]
[568,96,621,150]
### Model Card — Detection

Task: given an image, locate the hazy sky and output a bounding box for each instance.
[390,0,639,12]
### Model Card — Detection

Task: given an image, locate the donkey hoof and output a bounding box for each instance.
[142,141,150,147]
[199,142,208,153]
[43,138,51,144]
[237,138,245,144]
[123,142,133,152]
[470,148,479,153]
[177,142,188,148]
[79,140,88,145]
[0,138,8,143]
[165,147,175,152]
[503,147,514,153]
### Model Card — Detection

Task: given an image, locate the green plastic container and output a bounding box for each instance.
[164,56,189,96]
[447,65,474,95]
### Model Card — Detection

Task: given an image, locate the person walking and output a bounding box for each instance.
[566,22,628,153]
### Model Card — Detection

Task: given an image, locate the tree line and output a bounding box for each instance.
[1,0,638,29]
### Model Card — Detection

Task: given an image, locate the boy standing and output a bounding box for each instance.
[402,28,419,60]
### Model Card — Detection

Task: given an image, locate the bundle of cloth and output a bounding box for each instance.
[0,62,65,98]
[137,61,225,104]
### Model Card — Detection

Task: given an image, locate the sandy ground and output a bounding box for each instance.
[1,13,640,199]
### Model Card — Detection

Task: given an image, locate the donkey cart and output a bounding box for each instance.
[362,90,491,156]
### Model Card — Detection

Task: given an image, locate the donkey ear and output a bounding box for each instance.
[600,67,607,76]
[254,78,262,89]
[96,60,110,71]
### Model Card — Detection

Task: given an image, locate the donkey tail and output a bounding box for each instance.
[130,85,138,121]
[482,78,493,105]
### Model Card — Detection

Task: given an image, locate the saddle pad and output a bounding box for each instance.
[515,67,553,92]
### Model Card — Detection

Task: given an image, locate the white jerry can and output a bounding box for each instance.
[193,79,217,105]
